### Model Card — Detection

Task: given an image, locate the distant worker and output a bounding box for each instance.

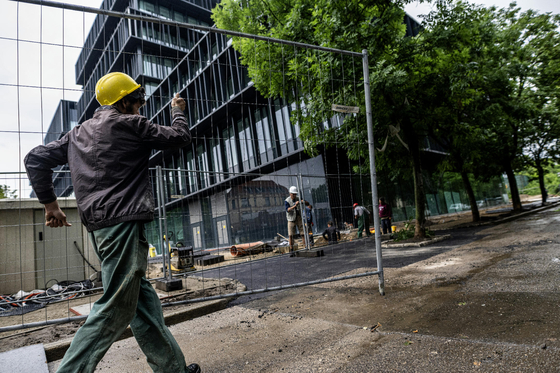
[322,221,341,245]
[353,203,371,238]
[285,186,304,256]
[378,197,392,234]
[25,72,200,373]
[305,201,314,247]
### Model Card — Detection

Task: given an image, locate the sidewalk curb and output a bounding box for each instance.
[43,298,228,362]
[382,234,452,248]
[432,201,560,231]
[380,202,559,248]
[490,201,560,225]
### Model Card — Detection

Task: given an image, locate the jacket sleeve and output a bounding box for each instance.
[24,134,70,204]
[139,107,192,149]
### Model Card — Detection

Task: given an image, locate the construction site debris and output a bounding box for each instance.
[195,255,225,266]
[0,280,95,317]
[230,241,275,257]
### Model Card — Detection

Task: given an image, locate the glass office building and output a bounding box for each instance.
[66,0,338,253]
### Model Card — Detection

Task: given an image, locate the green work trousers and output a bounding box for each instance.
[56,221,188,373]
[357,214,371,238]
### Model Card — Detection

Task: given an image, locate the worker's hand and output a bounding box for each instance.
[171,93,186,111]
[44,201,71,228]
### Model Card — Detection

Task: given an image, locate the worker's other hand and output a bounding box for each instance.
[171,93,186,111]
[44,201,71,228]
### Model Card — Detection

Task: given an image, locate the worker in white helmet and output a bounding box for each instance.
[284,186,304,256]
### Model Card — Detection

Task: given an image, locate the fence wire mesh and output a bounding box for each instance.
[0,0,386,333]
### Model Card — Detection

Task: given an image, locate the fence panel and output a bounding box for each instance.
[0,0,383,333]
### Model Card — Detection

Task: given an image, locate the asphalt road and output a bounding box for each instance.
[190,226,487,305]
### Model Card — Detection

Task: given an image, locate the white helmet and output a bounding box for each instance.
[289,186,298,194]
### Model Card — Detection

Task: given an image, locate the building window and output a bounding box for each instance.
[210,137,223,183]
[145,81,158,98]
[143,55,175,79]
[139,0,155,14]
[197,143,209,189]
[244,117,255,167]
[274,98,286,150]
[237,119,248,166]
[223,126,238,173]
[255,108,267,163]
[186,150,197,193]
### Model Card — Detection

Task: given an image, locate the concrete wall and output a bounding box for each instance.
[0,198,99,294]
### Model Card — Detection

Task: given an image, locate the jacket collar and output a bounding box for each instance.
[94,105,118,114]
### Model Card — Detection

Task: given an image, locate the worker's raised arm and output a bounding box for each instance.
[139,93,191,149]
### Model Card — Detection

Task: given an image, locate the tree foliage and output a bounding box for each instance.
[212,0,560,235]
[213,0,437,237]
[0,185,17,199]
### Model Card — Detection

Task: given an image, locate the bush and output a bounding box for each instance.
[393,218,433,241]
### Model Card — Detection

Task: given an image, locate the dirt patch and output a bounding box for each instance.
[244,210,560,351]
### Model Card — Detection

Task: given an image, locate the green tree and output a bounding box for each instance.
[212,0,559,233]
[413,0,498,222]
[471,5,560,211]
[517,11,560,204]
[213,0,438,237]
[420,2,560,214]
[0,185,17,199]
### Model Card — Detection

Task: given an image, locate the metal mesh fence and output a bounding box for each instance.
[0,0,386,332]
[0,0,513,333]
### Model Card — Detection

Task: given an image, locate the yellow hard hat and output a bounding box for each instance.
[95,72,141,106]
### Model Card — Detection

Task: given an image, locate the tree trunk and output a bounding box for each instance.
[411,153,426,238]
[504,162,522,211]
[406,138,426,238]
[460,171,480,222]
[535,159,547,205]
[401,115,426,238]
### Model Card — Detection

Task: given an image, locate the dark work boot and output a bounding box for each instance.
[187,363,201,373]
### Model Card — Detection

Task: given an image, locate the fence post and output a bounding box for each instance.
[297,174,310,250]
[362,49,385,296]
[156,165,173,281]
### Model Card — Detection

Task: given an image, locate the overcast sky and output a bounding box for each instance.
[405,0,560,23]
[0,0,559,198]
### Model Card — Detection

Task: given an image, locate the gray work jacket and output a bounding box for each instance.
[285,196,300,222]
[25,105,191,232]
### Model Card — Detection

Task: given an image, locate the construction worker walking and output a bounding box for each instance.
[25,72,200,373]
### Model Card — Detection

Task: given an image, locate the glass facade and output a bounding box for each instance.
[146,155,332,251]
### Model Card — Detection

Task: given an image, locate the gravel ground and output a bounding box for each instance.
[41,202,560,372]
